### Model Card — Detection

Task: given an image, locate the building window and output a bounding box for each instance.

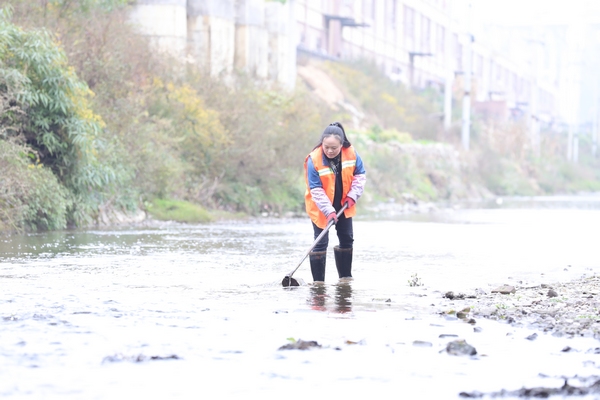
[476,54,483,76]
[421,16,431,52]
[436,24,445,55]
[363,0,374,21]
[388,0,397,31]
[404,5,415,41]
[454,33,461,71]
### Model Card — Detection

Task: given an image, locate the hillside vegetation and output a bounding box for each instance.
[1,1,599,233]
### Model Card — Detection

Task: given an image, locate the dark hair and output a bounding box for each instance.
[313,122,351,150]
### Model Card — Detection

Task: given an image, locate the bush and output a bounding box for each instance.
[148,199,213,223]
[322,60,441,141]
[0,6,126,226]
[0,139,70,232]
[190,72,325,213]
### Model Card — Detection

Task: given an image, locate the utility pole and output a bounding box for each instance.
[443,1,454,132]
[593,76,598,158]
[461,3,472,151]
[530,36,542,157]
[287,0,297,90]
[574,131,579,163]
[567,125,573,162]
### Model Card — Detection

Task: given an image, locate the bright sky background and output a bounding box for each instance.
[472,0,600,25]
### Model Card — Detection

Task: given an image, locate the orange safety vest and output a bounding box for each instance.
[304,146,357,228]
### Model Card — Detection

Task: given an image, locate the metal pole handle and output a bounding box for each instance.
[285,203,348,278]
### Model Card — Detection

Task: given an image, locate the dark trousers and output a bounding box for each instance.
[312,214,353,252]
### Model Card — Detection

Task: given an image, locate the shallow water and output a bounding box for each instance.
[2,196,600,399]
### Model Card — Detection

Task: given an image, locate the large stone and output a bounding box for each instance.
[446,339,477,356]
[491,285,516,294]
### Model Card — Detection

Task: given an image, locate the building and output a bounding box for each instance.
[129,0,598,154]
[129,0,297,88]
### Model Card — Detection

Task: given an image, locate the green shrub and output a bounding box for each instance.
[148,199,213,223]
[367,125,413,143]
[0,139,70,232]
[0,6,125,226]
[322,60,441,141]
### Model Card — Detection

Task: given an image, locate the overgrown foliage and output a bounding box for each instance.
[189,73,323,212]
[0,139,70,232]
[148,198,213,223]
[1,0,326,232]
[2,0,599,234]
[322,60,441,141]
[469,120,600,195]
[0,6,129,230]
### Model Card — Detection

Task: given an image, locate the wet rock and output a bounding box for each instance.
[439,334,459,338]
[525,333,538,341]
[491,285,516,294]
[547,289,559,298]
[461,378,600,398]
[412,340,433,347]
[372,298,392,303]
[345,339,366,345]
[456,307,471,319]
[459,391,483,398]
[102,353,180,363]
[444,291,469,300]
[586,348,600,354]
[446,339,477,356]
[278,339,321,351]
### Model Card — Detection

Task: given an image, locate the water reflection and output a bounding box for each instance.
[334,281,353,313]
[307,282,353,313]
[308,284,327,311]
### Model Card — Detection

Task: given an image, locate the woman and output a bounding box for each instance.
[304,122,366,282]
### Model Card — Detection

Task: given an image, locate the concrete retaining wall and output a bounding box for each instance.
[130,0,295,87]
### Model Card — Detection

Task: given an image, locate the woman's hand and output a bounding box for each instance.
[327,212,338,224]
[345,198,356,208]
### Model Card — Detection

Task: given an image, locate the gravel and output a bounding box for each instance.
[434,275,600,340]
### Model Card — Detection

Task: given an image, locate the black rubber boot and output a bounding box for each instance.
[334,246,353,278]
[309,250,327,282]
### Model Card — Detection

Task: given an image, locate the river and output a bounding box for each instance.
[2,195,600,399]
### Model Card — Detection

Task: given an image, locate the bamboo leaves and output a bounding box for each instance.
[0,6,115,226]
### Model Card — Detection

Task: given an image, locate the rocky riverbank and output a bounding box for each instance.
[430,275,600,398]
[435,275,600,340]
